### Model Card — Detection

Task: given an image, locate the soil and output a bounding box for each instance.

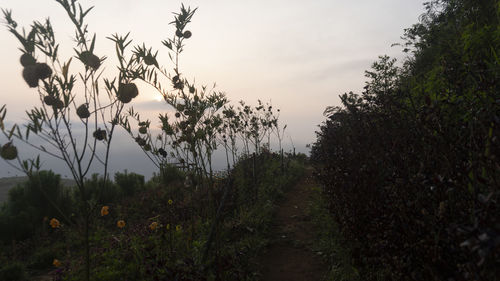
[260,169,327,281]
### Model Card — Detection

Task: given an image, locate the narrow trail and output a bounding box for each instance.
[260,169,327,281]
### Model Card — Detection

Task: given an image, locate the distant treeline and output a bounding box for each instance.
[0,170,145,242]
[312,0,499,280]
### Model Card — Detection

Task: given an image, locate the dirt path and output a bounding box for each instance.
[260,169,327,281]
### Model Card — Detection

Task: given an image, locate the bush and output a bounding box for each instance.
[0,262,27,281]
[81,174,118,204]
[312,1,500,280]
[29,247,60,270]
[114,171,145,197]
[0,170,74,242]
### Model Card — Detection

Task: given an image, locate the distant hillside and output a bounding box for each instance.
[0,176,76,204]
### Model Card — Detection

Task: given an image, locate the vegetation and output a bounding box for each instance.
[0,0,300,280]
[312,0,500,280]
[2,0,499,280]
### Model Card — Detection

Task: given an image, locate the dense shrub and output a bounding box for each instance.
[0,262,27,281]
[312,0,500,280]
[0,170,73,242]
[114,171,145,198]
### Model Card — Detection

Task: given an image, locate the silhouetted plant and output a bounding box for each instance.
[0,0,141,279]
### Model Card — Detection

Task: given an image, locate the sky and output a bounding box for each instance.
[0,0,427,178]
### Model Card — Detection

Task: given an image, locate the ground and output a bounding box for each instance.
[261,169,327,281]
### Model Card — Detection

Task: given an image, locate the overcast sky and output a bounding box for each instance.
[0,0,426,178]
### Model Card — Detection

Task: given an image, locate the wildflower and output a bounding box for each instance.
[149,222,159,231]
[176,225,182,232]
[117,220,126,228]
[50,218,60,228]
[100,206,109,216]
[168,199,173,205]
[53,259,61,267]
[166,224,170,230]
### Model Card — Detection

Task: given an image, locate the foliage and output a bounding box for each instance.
[0,170,73,242]
[114,170,145,197]
[0,262,27,281]
[312,0,500,280]
[0,0,142,279]
[0,1,297,280]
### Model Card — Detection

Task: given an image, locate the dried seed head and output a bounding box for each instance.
[183,31,192,39]
[22,65,39,88]
[44,96,56,106]
[173,81,184,90]
[93,129,107,141]
[81,51,101,70]
[20,53,36,67]
[158,148,167,157]
[76,104,91,119]
[175,112,181,118]
[143,144,151,151]
[117,83,139,103]
[135,137,146,146]
[139,126,147,134]
[143,55,156,66]
[53,99,65,110]
[176,30,184,37]
[1,142,18,160]
[35,63,52,80]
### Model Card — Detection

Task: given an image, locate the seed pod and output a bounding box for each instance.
[183,31,192,39]
[175,112,181,118]
[176,104,185,111]
[81,51,101,70]
[44,96,56,106]
[76,104,91,119]
[179,121,188,130]
[158,148,167,158]
[173,81,184,90]
[22,65,39,88]
[143,144,151,151]
[135,137,146,147]
[1,142,18,160]
[93,129,107,141]
[175,30,184,37]
[189,86,195,93]
[139,126,147,134]
[143,55,156,66]
[20,53,36,67]
[35,63,52,80]
[53,99,65,109]
[117,83,139,103]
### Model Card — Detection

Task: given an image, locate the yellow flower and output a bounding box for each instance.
[168,199,173,205]
[100,206,109,216]
[49,218,60,228]
[53,259,61,267]
[166,223,170,230]
[117,220,126,228]
[176,225,182,232]
[149,222,158,231]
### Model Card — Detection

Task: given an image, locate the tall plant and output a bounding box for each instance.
[0,1,140,280]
